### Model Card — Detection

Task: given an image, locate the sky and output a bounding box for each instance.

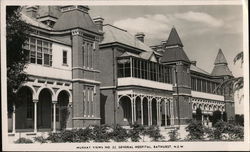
[89,5,244,114]
[89,5,243,77]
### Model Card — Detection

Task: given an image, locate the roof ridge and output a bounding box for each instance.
[103,24,127,32]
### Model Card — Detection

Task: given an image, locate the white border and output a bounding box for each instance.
[1,0,249,151]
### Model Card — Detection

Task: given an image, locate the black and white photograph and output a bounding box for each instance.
[1,0,249,151]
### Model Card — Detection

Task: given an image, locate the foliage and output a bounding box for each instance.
[213,120,244,140]
[33,136,47,143]
[7,6,32,110]
[168,129,180,141]
[185,120,205,140]
[109,125,130,142]
[222,112,227,122]
[14,137,33,144]
[129,123,146,142]
[92,125,110,142]
[75,127,93,142]
[196,108,202,121]
[144,125,164,141]
[212,110,222,126]
[60,106,70,130]
[234,51,243,65]
[235,114,244,126]
[47,132,63,143]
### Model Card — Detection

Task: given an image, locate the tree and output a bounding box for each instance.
[7,6,32,112]
[212,110,222,126]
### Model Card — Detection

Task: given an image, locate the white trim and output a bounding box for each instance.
[118,77,173,91]
[191,91,224,101]
[72,78,101,84]
[100,86,116,89]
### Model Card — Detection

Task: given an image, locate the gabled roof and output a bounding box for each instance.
[53,9,99,33]
[101,24,154,52]
[166,27,183,47]
[211,49,233,77]
[20,12,52,30]
[120,52,141,58]
[190,64,210,75]
[161,47,190,63]
[214,48,228,65]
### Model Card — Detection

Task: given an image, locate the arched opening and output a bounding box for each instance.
[135,96,141,124]
[38,88,52,129]
[151,98,157,125]
[57,90,70,130]
[15,86,34,130]
[119,96,132,126]
[142,97,148,126]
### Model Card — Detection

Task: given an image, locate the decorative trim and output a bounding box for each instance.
[72,78,101,84]
[72,117,101,120]
[72,67,100,73]
[100,86,116,90]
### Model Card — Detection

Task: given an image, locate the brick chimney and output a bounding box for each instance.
[26,6,38,18]
[135,32,145,43]
[93,16,104,31]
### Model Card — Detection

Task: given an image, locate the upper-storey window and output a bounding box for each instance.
[24,37,52,66]
[63,50,67,65]
[118,57,172,84]
[82,41,94,69]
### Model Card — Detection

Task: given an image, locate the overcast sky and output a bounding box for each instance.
[89,5,243,78]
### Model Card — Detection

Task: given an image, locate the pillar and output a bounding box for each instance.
[133,98,136,124]
[12,104,16,133]
[33,100,38,133]
[164,100,167,127]
[131,98,134,124]
[148,98,151,126]
[52,101,57,133]
[141,97,143,125]
[149,99,152,125]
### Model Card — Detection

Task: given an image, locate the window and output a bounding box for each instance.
[191,78,197,91]
[24,37,52,66]
[117,58,131,78]
[197,79,201,91]
[63,50,67,65]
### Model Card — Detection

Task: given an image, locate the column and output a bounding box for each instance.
[147,98,151,126]
[33,100,38,133]
[149,99,152,125]
[141,97,143,125]
[133,98,136,124]
[131,98,134,124]
[52,101,57,133]
[12,104,16,133]
[156,101,159,126]
[164,100,167,127]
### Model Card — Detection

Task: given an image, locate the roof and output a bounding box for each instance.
[161,47,190,63]
[211,64,233,76]
[36,6,62,19]
[20,12,52,30]
[120,52,141,58]
[53,9,99,33]
[214,48,228,64]
[211,49,233,76]
[190,64,210,75]
[101,24,155,52]
[166,27,183,47]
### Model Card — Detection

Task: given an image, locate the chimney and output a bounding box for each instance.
[161,40,167,49]
[26,6,38,18]
[93,16,104,31]
[191,61,197,66]
[135,32,145,43]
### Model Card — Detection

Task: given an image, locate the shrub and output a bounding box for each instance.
[109,125,130,142]
[213,120,228,140]
[60,106,70,130]
[196,108,202,121]
[60,129,78,142]
[212,110,222,126]
[144,126,164,141]
[33,136,47,143]
[92,125,110,142]
[235,114,244,126]
[185,120,205,141]
[168,129,180,141]
[75,127,93,142]
[14,137,33,144]
[47,132,62,143]
[129,123,146,142]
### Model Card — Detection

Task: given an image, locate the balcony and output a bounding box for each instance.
[191,90,224,101]
[118,77,173,91]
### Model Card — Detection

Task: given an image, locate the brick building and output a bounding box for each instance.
[8,5,235,133]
